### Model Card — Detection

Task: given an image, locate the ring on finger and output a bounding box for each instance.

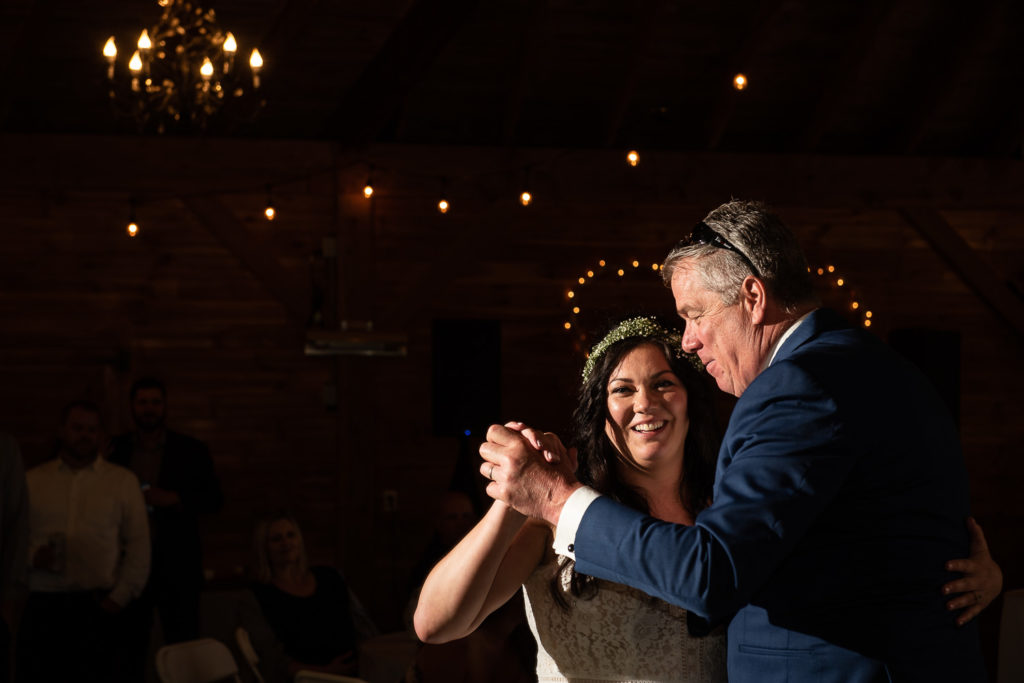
[488,464,495,480]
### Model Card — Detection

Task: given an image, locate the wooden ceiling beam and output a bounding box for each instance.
[603,4,670,148]
[903,5,996,154]
[256,0,321,66]
[0,0,39,129]
[500,0,547,146]
[703,0,789,151]
[797,0,899,152]
[322,0,482,145]
[899,206,1024,340]
[181,195,308,325]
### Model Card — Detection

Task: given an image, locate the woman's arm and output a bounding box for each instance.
[413,500,548,644]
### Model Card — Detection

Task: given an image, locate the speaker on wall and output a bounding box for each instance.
[432,319,501,437]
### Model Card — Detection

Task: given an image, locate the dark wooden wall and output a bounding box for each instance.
[1,135,1021,664]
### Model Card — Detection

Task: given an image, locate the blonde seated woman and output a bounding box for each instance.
[250,512,377,680]
[414,317,1002,683]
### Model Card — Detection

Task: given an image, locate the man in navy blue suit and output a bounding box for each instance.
[481,200,993,682]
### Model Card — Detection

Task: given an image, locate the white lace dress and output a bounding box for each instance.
[522,556,727,683]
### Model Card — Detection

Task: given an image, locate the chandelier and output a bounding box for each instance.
[102,0,265,134]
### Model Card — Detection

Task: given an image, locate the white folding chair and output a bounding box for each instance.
[234,626,266,683]
[155,637,242,683]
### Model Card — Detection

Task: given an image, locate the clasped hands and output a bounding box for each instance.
[479,421,582,527]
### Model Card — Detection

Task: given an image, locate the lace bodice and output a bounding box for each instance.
[522,556,727,683]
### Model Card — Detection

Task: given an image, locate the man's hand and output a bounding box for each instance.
[479,423,582,526]
[943,517,1002,626]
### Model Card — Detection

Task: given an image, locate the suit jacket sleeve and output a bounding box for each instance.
[573,360,857,622]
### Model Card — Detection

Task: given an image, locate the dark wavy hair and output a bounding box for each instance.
[551,333,721,608]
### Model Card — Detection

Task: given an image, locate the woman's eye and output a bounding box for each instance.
[610,386,632,395]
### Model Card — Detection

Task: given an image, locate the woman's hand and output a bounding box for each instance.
[942,517,1002,626]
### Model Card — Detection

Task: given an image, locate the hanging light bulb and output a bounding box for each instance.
[264,186,276,220]
[733,73,748,90]
[627,150,639,167]
[126,198,139,237]
[363,183,374,199]
[437,199,449,214]
[520,191,532,206]
[137,29,152,52]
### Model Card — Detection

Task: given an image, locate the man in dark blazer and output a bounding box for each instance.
[481,200,992,682]
[109,377,223,679]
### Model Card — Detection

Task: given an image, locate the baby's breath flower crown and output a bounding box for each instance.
[582,316,702,382]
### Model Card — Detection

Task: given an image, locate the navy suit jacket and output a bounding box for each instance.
[573,309,985,682]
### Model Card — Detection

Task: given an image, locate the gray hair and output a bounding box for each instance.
[661,200,817,314]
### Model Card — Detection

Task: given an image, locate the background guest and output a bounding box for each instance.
[110,376,222,677]
[17,401,149,682]
[249,511,377,679]
[0,434,28,683]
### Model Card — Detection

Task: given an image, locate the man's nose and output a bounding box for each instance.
[681,324,700,352]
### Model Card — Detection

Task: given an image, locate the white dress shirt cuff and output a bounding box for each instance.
[552,486,602,559]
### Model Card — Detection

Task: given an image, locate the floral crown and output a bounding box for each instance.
[582,316,702,382]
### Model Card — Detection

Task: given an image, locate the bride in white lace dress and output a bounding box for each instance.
[415,318,728,683]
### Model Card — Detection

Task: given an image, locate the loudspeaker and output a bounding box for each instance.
[888,328,961,425]
[432,319,501,437]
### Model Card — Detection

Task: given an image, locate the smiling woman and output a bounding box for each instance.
[413,317,729,683]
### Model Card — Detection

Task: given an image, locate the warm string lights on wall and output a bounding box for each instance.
[562,258,661,334]
[811,264,874,328]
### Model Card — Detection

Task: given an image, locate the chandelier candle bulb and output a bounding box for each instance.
[103,37,117,79]
[223,32,237,73]
[250,49,263,88]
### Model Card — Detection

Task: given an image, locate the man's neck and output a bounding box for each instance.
[59,450,98,470]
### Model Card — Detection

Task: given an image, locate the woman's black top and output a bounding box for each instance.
[252,566,359,666]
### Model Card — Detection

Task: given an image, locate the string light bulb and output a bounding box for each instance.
[733,73,748,90]
[264,185,276,221]
[437,198,449,214]
[126,198,139,237]
[627,150,639,167]
[520,191,532,206]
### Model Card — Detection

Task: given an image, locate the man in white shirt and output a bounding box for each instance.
[17,401,149,682]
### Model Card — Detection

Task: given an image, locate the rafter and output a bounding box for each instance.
[902,5,995,153]
[797,0,899,152]
[181,195,308,325]
[321,0,482,145]
[703,0,789,151]
[899,206,1024,340]
[500,0,547,146]
[603,3,670,148]
[0,0,38,129]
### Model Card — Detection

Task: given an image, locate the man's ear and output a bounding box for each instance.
[740,276,768,324]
